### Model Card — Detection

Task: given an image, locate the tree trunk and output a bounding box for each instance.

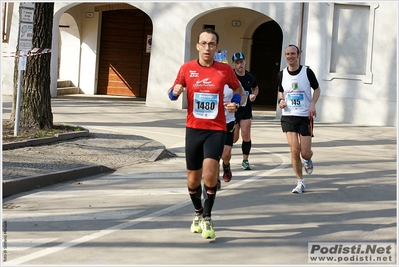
[18,3,54,129]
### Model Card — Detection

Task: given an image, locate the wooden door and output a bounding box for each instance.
[97,9,152,97]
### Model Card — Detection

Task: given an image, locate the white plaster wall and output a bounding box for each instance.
[304,3,397,126]
[77,4,100,95]
[59,12,80,87]
[1,2,21,96]
[137,2,188,109]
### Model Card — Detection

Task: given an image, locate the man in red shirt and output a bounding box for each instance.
[168,28,245,239]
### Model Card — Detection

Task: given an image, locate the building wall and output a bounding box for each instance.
[303,3,397,126]
[1,2,397,126]
[2,2,20,94]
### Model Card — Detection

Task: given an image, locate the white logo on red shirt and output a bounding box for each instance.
[196,78,212,85]
[189,70,199,77]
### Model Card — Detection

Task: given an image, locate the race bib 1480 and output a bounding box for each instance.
[193,92,219,119]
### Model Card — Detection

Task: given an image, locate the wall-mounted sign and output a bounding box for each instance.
[19,22,33,39]
[18,2,35,68]
[20,2,35,8]
[20,8,34,22]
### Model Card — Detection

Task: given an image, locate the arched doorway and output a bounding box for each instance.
[97,8,152,97]
[59,13,80,88]
[250,21,283,109]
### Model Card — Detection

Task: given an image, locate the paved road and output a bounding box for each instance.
[2,95,172,197]
[2,94,397,265]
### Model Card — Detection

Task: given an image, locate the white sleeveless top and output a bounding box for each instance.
[281,66,312,117]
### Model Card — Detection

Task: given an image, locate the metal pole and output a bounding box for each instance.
[14,69,23,136]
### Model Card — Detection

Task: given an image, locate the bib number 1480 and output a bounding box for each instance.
[193,92,219,119]
[196,101,215,110]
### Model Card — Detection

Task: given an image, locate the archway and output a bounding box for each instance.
[189,8,282,110]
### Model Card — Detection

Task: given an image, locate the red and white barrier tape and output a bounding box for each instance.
[2,48,51,58]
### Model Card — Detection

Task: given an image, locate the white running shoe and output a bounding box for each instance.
[292,179,306,194]
[304,159,313,175]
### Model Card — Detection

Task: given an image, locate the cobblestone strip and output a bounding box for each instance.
[2,132,164,180]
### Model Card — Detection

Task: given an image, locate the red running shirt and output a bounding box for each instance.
[172,60,241,131]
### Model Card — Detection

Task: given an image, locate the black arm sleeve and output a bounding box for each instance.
[277,71,284,92]
[306,68,319,89]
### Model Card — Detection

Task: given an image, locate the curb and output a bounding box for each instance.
[149,146,167,162]
[2,144,169,198]
[3,128,90,150]
[3,165,115,198]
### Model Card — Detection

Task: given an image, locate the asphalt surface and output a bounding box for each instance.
[1,94,397,266]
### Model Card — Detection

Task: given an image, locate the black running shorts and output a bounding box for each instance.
[185,127,226,170]
[235,105,252,123]
[225,121,235,147]
[281,116,314,137]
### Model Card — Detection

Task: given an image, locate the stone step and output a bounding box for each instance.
[57,80,71,88]
[57,87,80,95]
[57,80,79,95]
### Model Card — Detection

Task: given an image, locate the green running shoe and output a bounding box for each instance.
[241,159,251,170]
[201,217,215,239]
[190,213,202,233]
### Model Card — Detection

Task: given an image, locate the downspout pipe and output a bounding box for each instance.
[298,2,304,64]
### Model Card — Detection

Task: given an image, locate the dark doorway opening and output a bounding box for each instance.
[249,21,283,110]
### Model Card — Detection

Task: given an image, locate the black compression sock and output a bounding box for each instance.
[202,184,217,217]
[188,184,202,211]
[242,140,252,155]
